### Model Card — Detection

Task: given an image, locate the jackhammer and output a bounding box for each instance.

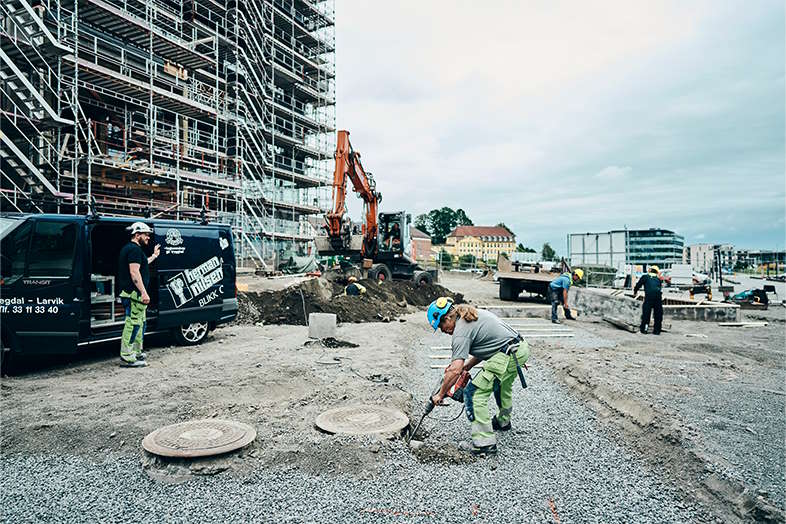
[407,370,470,443]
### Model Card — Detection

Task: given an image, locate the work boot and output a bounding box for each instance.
[459,441,498,456]
[492,416,511,432]
[552,319,561,324]
[119,358,147,368]
[136,352,147,361]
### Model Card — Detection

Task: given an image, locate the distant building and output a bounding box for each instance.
[568,228,684,270]
[684,243,736,273]
[446,226,516,261]
[409,226,433,261]
[735,249,785,269]
[685,244,714,273]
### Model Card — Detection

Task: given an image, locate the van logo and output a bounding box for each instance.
[166,256,223,308]
[166,228,183,245]
[219,237,229,250]
[164,228,186,255]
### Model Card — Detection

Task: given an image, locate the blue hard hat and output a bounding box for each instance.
[427,297,453,331]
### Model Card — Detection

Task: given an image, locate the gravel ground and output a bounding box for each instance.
[1,327,704,523]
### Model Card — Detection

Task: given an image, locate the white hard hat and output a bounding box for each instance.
[127,222,153,235]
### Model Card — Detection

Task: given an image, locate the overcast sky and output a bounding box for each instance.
[335,1,785,254]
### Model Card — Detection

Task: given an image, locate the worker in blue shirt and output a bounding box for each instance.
[549,269,583,324]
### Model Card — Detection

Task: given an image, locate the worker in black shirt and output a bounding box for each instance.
[117,222,160,367]
[634,265,663,335]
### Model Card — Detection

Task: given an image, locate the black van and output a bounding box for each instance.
[0,213,237,361]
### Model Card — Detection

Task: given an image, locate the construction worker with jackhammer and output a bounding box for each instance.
[634,265,663,335]
[426,297,529,455]
[549,268,583,324]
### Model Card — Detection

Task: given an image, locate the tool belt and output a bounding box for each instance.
[502,336,527,389]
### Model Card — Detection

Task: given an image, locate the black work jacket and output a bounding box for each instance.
[634,274,662,298]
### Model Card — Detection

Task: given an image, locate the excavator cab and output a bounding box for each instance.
[378,211,410,255]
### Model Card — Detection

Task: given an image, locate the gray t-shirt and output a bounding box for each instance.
[451,309,520,362]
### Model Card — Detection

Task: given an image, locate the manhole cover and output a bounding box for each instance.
[142,419,256,458]
[315,405,409,435]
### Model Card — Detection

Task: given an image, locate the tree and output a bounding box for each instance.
[439,248,453,269]
[414,213,430,236]
[516,243,536,253]
[417,207,474,244]
[455,209,474,227]
[458,254,477,267]
[496,222,514,236]
[541,242,556,261]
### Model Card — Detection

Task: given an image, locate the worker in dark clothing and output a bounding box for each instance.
[117,222,160,367]
[384,222,401,250]
[634,265,663,335]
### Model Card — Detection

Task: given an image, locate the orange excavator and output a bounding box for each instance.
[316,130,435,284]
[322,129,381,259]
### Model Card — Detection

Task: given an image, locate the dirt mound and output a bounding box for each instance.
[236,277,462,325]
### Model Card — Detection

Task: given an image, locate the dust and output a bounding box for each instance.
[236,277,463,325]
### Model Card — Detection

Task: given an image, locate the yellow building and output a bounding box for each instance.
[445,226,516,261]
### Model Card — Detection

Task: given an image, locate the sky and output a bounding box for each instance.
[335,0,785,255]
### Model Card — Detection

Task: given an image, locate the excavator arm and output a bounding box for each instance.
[323,130,381,257]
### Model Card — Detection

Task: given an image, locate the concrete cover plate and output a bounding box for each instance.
[142,419,256,458]
[315,405,410,435]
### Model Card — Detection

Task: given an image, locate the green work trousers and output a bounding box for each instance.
[120,290,147,362]
[464,341,529,447]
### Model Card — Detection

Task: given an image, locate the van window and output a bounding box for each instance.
[0,220,32,284]
[27,221,77,278]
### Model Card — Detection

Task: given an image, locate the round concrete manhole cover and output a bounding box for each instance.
[142,419,256,458]
[315,405,410,436]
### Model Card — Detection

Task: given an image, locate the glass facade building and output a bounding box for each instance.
[569,228,684,269]
[626,229,684,268]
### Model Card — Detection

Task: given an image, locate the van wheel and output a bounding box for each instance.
[173,322,209,346]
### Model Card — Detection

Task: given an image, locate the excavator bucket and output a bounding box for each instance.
[315,234,364,255]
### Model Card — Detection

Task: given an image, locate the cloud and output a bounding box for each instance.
[695,234,706,240]
[336,1,786,252]
[594,166,632,179]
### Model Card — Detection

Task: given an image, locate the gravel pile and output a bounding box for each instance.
[1,330,708,523]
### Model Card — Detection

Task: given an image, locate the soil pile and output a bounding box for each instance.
[236,277,462,325]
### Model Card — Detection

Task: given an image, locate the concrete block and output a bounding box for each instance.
[568,287,741,323]
[308,313,337,339]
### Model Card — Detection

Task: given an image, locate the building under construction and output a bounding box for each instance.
[1,0,336,268]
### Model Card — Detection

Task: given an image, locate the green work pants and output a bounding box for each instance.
[120,290,147,362]
[464,341,529,447]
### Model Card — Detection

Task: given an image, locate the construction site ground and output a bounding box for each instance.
[1,273,784,523]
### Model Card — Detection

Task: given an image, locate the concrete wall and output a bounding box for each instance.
[569,288,642,324]
[568,287,741,323]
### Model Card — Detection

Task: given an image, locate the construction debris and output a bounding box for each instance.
[718,321,769,327]
[603,316,638,333]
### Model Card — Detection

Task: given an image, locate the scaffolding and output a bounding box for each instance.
[0,0,336,268]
